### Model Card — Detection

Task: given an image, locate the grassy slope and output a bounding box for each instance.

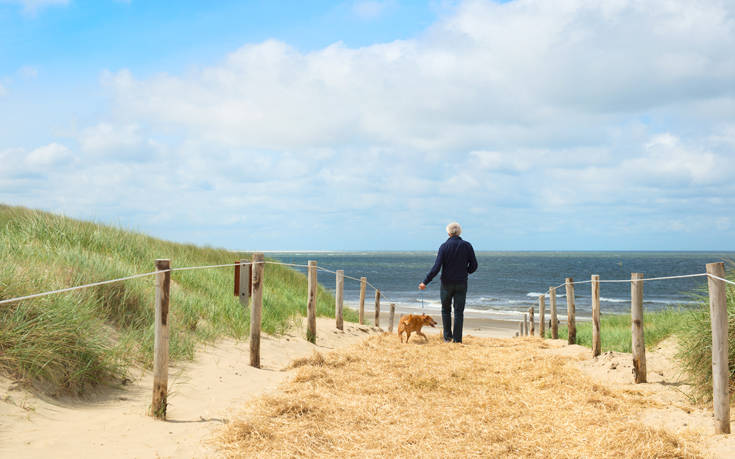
[549,308,687,353]
[550,291,735,400]
[0,204,357,395]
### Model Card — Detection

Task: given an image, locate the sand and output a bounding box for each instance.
[0,318,383,459]
[3,315,733,458]
[543,337,735,458]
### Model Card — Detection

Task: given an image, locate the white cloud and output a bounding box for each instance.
[25,142,73,167]
[103,0,734,156]
[79,123,142,155]
[469,151,533,172]
[3,0,735,250]
[352,0,394,20]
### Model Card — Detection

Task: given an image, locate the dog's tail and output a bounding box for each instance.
[398,315,409,333]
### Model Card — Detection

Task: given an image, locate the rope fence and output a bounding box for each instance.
[521,261,733,436]
[1,253,732,434]
[0,259,400,305]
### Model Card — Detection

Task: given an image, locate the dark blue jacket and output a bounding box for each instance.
[422,236,478,286]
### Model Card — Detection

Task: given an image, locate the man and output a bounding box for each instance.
[419,222,478,343]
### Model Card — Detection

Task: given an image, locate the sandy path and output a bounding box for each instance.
[543,337,735,458]
[0,318,381,459]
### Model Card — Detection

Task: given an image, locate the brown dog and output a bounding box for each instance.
[398,314,438,343]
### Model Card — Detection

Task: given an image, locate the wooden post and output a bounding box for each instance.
[550,287,558,339]
[523,313,529,336]
[528,306,535,336]
[631,272,646,384]
[518,321,523,336]
[706,262,730,434]
[374,289,381,328]
[335,270,344,331]
[249,253,264,368]
[307,260,317,343]
[389,303,396,333]
[565,278,576,345]
[591,274,601,357]
[358,277,367,325]
[151,259,171,419]
[538,295,546,338]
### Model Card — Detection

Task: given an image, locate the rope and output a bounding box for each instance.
[707,273,735,286]
[343,274,364,283]
[0,261,263,306]
[0,270,161,305]
[1,256,726,309]
[171,262,244,272]
[549,272,709,292]
[262,261,309,269]
[600,273,708,283]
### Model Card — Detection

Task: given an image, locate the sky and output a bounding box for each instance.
[1,0,734,251]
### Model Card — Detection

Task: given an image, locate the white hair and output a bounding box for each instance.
[446,222,462,236]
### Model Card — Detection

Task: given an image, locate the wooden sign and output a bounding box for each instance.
[235,260,252,306]
[234,261,240,297]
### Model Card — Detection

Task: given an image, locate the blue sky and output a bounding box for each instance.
[1,0,734,251]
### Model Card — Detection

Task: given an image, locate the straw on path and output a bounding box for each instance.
[217,334,703,458]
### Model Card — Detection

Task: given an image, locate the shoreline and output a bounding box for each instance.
[350,304,587,339]
[348,302,596,324]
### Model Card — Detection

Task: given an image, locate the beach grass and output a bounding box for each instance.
[675,276,735,402]
[546,282,735,401]
[547,308,687,353]
[218,334,703,458]
[0,204,357,395]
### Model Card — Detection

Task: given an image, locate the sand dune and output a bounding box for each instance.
[0,318,381,459]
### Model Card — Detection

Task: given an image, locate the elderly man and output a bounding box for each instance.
[419,222,478,343]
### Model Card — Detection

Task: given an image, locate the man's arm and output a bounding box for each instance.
[467,243,478,274]
[421,247,443,286]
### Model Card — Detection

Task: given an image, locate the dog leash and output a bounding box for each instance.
[420,291,424,313]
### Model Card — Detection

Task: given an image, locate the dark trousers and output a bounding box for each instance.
[440,282,467,343]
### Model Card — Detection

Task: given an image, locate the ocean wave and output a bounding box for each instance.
[526,292,567,298]
[644,299,699,305]
[600,297,628,303]
[597,297,699,305]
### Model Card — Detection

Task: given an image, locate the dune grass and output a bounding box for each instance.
[547,281,734,401]
[218,334,703,458]
[548,308,686,353]
[0,204,357,395]
[675,278,735,402]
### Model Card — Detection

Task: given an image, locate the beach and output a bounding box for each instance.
[3,315,733,458]
[413,315,522,339]
[0,318,382,458]
[0,315,529,458]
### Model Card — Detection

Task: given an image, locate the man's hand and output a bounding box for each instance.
[418,282,426,290]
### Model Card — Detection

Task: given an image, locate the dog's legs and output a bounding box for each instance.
[405,331,411,343]
[417,331,428,342]
[399,331,404,343]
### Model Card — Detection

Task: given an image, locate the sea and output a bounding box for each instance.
[265,251,734,322]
